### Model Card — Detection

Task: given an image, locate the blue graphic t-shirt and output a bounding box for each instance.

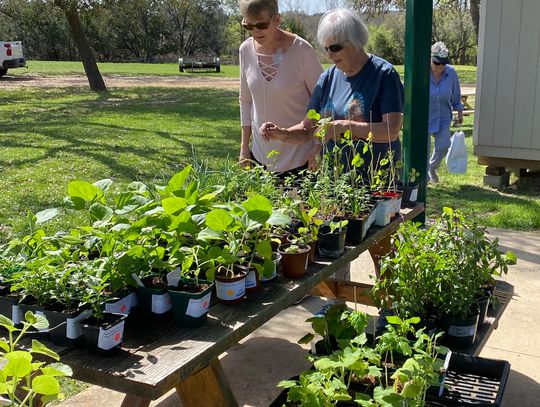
[307,54,404,172]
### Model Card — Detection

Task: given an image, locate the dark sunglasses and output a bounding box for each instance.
[241,20,271,31]
[324,43,344,53]
[433,61,446,66]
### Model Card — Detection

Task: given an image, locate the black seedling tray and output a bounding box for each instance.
[427,352,510,407]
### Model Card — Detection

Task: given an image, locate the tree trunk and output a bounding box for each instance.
[470,0,480,44]
[57,2,107,91]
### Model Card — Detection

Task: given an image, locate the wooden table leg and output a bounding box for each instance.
[176,358,238,407]
[120,394,151,407]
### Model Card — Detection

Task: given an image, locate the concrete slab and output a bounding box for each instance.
[59,231,540,407]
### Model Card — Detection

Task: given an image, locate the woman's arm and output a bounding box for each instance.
[327,112,403,143]
[260,117,317,144]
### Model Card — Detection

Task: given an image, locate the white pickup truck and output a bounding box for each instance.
[0,41,26,77]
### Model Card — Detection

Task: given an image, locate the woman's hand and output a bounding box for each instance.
[239,150,251,168]
[259,122,288,142]
[453,111,464,127]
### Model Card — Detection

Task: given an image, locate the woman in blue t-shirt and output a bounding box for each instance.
[428,41,464,183]
[260,8,404,179]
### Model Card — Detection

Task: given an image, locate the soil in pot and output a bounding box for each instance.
[278,243,310,278]
[137,276,172,316]
[168,279,213,327]
[318,225,347,258]
[81,312,127,357]
[43,304,92,347]
[214,265,248,305]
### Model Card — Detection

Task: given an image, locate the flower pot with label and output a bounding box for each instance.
[136,276,172,317]
[43,304,92,346]
[440,304,480,349]
[261,252,282,282]
[214,265,248,305]
[278,243,310,279]
[81,312,127,357]
[168,279,213,327]
[0,286,20,326]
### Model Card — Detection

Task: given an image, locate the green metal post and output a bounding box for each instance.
[402,0,432,223]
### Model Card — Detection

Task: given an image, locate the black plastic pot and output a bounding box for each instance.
[81,312,127,357]
[318,225,347,258]
[441,305,480,349]
[398,183,419,207]
[343,217,366,246]
[168,280,213,327]
[477,294,491,325]
[0,291,19,323]
[43,306,92,347]
[136,284,172,316]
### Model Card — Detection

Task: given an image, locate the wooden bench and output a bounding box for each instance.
[51,204,512,405]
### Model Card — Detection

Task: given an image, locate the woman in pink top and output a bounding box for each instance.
[239,0,323,176]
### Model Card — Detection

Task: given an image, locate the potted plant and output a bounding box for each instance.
[167,244,214,327]
[80,266,127,356]
[398,167,420,207]
[317,219,348,259]
[278,243,311,279]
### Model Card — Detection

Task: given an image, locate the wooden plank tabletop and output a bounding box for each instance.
[57,204,425,400]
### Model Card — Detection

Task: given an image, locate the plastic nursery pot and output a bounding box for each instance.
[0,289,20,326]
[398,183,419,207]
[104,289,133,315]
[168,280,214,327]
[318,225,347,259]
[43,305,92,347]
[17,299,49,341]
[214,266,248,305]
[286,235,316,265]
[244,265,261,293]
[278,243,311,279]
[372,196,393,226]
[136,278,172,317]
[477,294,491,325]
[81,312,127,357]
[261,253,282,283]
[441,305,480,349]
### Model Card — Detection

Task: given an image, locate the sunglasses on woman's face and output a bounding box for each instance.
[433,61,446,66]
[324,43,344,53]
[241,19,271,31]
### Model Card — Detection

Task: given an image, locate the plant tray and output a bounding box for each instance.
[427,353,510,407]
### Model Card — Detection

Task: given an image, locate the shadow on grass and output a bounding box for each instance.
[0,87,240,179]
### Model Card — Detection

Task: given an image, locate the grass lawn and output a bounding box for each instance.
[15,61,478,85]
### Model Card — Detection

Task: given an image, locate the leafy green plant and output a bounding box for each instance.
[0,312,72,406]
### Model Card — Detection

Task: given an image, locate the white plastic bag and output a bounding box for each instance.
[446,131,467,174]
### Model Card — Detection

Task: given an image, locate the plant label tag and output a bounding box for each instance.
[305,254,309,269]
[66,309,92,339]
[130,290,138,307]
[186,292,212,318]
[11,305,22,325]
[35,310,47,332]
[105,294,131,314]
[448,324,476,337]
[216,280,245,300]
[245,270,257,288]
[151,293,172,314]
[167,267,182,287]
[410,188,418,202]
[98,320,125,350]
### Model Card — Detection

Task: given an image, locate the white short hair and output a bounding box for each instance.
[317,9,369,50]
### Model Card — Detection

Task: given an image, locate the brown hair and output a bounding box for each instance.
[239,0,279,18]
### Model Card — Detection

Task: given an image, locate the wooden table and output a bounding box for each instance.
[55,206,424,406]
[460,90,475,115]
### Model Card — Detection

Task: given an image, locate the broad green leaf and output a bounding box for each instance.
[243,195,272,223]
[167,166,192,192]
[41,363,73,377]
[31,340,59,361]
[89,203,113,222]
[0,315,14,329]
[162,197,188,216]
[197,227,223,241]
[35,208,60,224]
[505,251,517,264]
[267,211,291,226]
[277,380,297,389]
[4,351,32,377]
[205,209,233,231]
[67,181,103,205]
[32,375,60,395]
[93,179,113,192]
[385,315,402,325]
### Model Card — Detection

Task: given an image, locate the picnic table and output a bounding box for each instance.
[54,203,512,406]
[460,89,475,115]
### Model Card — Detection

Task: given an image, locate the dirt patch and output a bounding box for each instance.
[0,74,240,90]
